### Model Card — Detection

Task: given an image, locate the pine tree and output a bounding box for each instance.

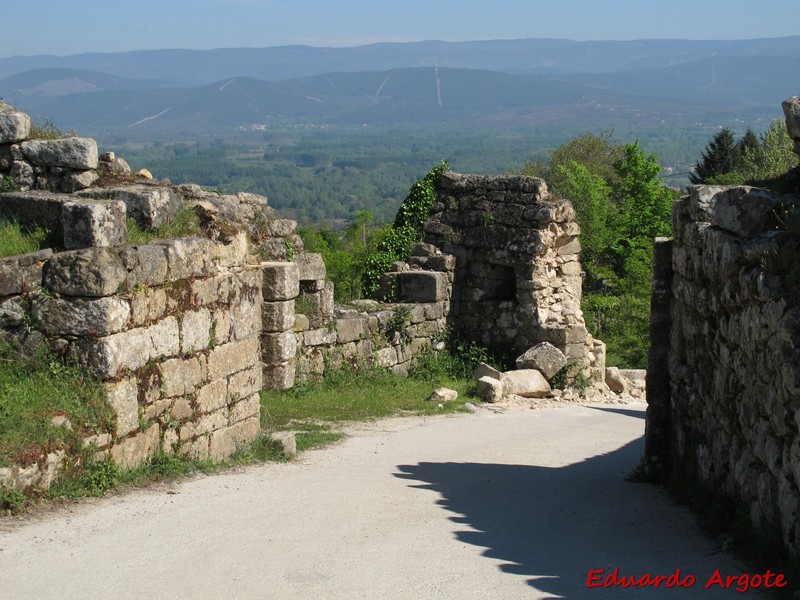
[689,128,741,184]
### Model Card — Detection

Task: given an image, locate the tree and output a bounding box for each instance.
[689,127,740,184]
[741,119,797,182]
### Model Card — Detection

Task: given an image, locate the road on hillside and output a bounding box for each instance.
[0,402,775,598]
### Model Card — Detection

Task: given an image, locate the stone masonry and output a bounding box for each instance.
[646,99,800,557]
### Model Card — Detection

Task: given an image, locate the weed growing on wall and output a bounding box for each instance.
[0,219,50,258]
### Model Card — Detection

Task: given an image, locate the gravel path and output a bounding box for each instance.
[0,401,770,598]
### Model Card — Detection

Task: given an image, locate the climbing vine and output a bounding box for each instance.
[361,160,449,296]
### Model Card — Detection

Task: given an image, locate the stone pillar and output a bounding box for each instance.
[261,262,299,390]
[645,237,674,479]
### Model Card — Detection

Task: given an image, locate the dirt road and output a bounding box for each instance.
[0,402,770,598]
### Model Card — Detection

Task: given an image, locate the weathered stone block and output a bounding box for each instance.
[160,355,206,397]
[129,287,167,327]
[208,336,260,380]
[262,331,297,365]
[515,342,567,380]
[196,379,228,415]
[21,137,98,170]
[43,247,127,297]
[0,104,31,143]
[336,317,367,343]
[229,392,260,425]
[104,378,139,438]
[297,252,326,282]
[477,376,504,403]
[271,431,297,459]
[397,271,448,302]
[501,369,551,398]
[263,361,296,391]
[181,308,212,354]
[110,424,160,470]
[90,317,180,377]
[431,387,458,402]
[121,244,169,289]
[61,199,127,249]
[605,366,628,394]
[79,185,180,229]
[158,237,215,282]
[228,364,262,401]
[231,296,261,341]
[262,300,295,333]
[32,296,130,336]
[209,416,260,461]
[261,261,299,301]
[689,186,784,238]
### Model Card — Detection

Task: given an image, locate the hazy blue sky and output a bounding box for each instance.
[4,0,799,57]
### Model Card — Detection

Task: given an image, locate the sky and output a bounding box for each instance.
[3,0,800,58]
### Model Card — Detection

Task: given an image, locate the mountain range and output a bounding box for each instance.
[1,37,798,131]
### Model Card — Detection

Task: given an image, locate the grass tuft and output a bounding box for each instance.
[0,219,51,258]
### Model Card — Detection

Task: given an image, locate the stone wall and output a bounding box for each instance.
[0,232,263,485]
[421,173,604,378]
[647,182,800,555]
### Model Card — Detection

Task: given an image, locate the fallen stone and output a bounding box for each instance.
[0,104,31,143]
[21,137,98,170]
[605,367,627,394]
[271,431,297,459]
[501,369,551,398]
[515,342,567,380]
[476,376,504,403]
[474,362,503,381]
[430,387,458,402]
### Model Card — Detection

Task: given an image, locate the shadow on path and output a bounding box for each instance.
[395,437,754,598]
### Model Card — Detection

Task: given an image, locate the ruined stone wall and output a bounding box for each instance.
[0,232,263,487]
[421,173,604,378]
[647,184,800,555]
[274,245,452,385]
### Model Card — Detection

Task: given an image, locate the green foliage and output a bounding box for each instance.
[126,202,202,244]
[28,118,70,141]
[532,135,675,367]
[0,342,114,469]
[690,127,740,184]
[741,119,798,183]
[410,329,500,382]
[386,306,412,346]
[362,161,449,296]
[0,487,28,514]
[0,219,50,258]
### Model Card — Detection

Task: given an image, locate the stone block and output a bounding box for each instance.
[297,252,326,281]
[783,96,800,141]
[63,170,99,192]
[110,424,160,470]
[431,387,458,402]
[261,262,299,301]
[605,366,628,393]
[79,185,180,230]
[32,296,130,336]
[179,436,210,460]
[160,356,206,397]
[207,336,260,380]
[229,392,260,425]
[336,317,367,344]
[263,361,296,391]
[0,104,31,143]
[21,137,98,170]
[263,300,295,333]
[196,379,228,415]
[397,271,448,302]
[129,287,167,327]
[104,378,139,438]
[689,186,784,238]
[501,369,551,398]
[262,331,297,365]
[158,237,215,282]
[477,376,504,403]
[515,342,567,380]
[90,317,180,377]
[228,364,263,401]
[271,431,297,459]
[231,296,261,341]
[121,244,169,289]
[43,247,127,297]
[180,308,212,354]
[209,416,260,461]
[474,362,503,381]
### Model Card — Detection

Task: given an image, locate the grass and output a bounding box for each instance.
[262,353,482,450]
[126,201,202,245]
[1,340,485,514]
[0,219,51,258]
[0,343,114,470]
